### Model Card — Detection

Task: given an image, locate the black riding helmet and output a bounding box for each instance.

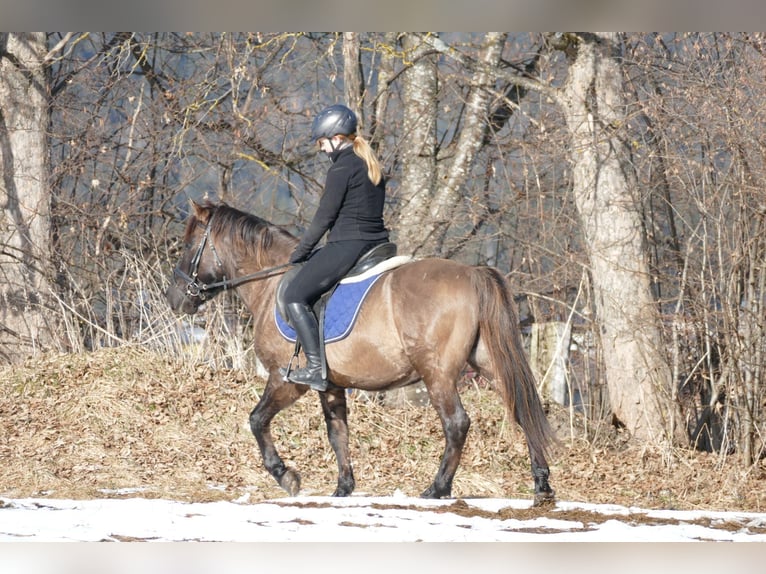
[311,104,357,142]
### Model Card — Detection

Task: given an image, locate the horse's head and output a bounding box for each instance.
[165,200,228,315]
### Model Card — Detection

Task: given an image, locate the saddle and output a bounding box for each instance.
[275,241,397,327]
[275,242,407,382]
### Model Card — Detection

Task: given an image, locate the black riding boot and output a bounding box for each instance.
[285,302,328,392]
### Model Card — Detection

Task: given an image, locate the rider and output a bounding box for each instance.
[283,104,390,391]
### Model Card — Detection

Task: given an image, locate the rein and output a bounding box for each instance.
[173,212,291,300]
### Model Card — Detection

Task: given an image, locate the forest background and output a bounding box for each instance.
[2,32,766,477]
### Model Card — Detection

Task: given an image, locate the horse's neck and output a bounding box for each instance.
[223,245,290,328]
[231,261,280,313]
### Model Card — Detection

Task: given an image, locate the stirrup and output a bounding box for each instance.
[280,341,301,381]
[286,367,328,392]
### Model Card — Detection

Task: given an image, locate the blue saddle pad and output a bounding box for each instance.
[274,273,382,344]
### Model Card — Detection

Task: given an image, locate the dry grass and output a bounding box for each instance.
[1,347,764,511]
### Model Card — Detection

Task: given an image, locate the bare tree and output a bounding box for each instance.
[394,33,439,256]
[549,33,679,442]
[394,33,510,257]
[342,33,363,123]
[602,32,766,460]
[0,32,59,362]
[19,31,766,462]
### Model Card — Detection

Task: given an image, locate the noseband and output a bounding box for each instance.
[173,212,291,302]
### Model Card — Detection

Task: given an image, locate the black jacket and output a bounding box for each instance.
[292,145,388,261]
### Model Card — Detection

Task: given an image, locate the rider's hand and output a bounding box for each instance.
[289,250,308,264]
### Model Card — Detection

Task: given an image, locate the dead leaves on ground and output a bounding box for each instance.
[1,347,764,512]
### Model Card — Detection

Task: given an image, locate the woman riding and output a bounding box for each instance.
[283,104,389,391]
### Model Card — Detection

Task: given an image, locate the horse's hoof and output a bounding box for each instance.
[279,468,301,496]
[532,490,556,508]
[420,485,449,499]
[332,478,355,497]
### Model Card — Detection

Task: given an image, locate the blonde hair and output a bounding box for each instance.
[345,134,383,185]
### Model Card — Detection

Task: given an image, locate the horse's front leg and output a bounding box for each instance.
[319,387,355,497]
[249,372,308,495]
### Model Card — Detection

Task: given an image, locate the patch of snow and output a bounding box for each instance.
[1,495,764,543]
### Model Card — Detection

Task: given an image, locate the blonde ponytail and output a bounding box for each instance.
[350,135,383,185]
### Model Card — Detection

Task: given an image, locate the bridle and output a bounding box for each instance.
[173,212,291,302]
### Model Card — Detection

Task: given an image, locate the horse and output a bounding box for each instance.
[165,200,557,505]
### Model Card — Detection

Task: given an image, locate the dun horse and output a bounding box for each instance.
[166,201,557,505]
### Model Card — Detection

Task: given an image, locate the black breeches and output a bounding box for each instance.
[283,240,382,306]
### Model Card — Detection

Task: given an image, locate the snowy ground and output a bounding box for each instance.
[2,492,766,543]
[2,493,765,574]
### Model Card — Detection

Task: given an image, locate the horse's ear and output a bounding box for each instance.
[190,199,208,222]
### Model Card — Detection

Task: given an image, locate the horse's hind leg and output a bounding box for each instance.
[420,380,470,499]
[529,447,555,506]
[319,387,355,497]
[249,373,307,496]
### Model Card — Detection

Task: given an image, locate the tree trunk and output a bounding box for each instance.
[557,33,680,443]
[342,33,364,125]
[394,33,439,256]
[395,32,508,257]
[530,321,571,406]
[370,32,398,158]
[0,32,58,362]
[430,32,507,253]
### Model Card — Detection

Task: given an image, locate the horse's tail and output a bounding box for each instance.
[471,266,558,459]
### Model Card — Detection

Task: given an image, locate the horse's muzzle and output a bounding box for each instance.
[165,283,202,315]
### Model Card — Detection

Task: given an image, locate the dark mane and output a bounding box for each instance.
[193,201,296,264]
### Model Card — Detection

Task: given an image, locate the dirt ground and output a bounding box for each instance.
[1,347,764,512]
